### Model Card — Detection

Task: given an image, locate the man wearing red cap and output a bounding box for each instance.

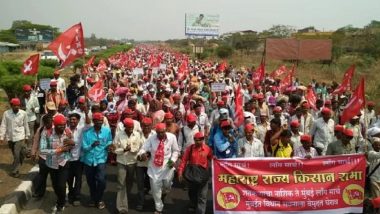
[326,128,356,155]
[213,120,238,158]
[177,132,212,213]
[178,114,201,155]
[365,101,376,128]
[0,98,30,177]
[194,103,210,137]
[52,70,66,98]
[345,115,364,152]
[300,101,314,134]
[39,114,74,212]
[22,84,40,156]
[294,135,318,158]
[164,112,180,137]
[46,80,65,110]
[81,113,113,209]
[237,124,264,158]
[112,118,144,213]
[290,120,303,150]
[310,107,335,155]
[137,123,179,214]
[136,117,156,211]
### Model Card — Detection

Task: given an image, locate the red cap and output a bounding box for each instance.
[334,125,344,132]
[172,94,181,100]
[217,100,225,107]
[92,112,104,121]
[372,197,380,208]
[10,98,21,106]
[244,124,254,132]
[273,106,282,113]
[170,81,178,88]
[324,100,332,105]
[368,101,375,107]
[124,108,134,115]
[187,114,197,122]
[50,80,58,86]
[300,135,312,143]
[302,102,310,109]
[143,93,152,101]
[256,94,264,100]
[220,120,231,128]
[290,120,300,128]
[343,128,354,137]
[53,114,66,125]
[155,123,166,131]
[142,117,153,125]
[321,107,331,115]
[54,70,60,75]
[164,112,174,119]
[194,132,204,140]
[123,118,134,128]
[143,76,149,81]
[23,84,32,91]
[78,97,86,104]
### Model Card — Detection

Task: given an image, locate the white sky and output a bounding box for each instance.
[1,0,380,40]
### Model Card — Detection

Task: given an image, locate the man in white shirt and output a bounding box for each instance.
[194,104,210,137]
[113,118,143,214]
[290,120,303,150]
[137,123,179,214]
[53,70,66,98]
[178,114,201,154]
[238,124,264,158]
[0,98,30,177]
[310,107,335,155]
[294,135,318,158]
[22,85,40,154]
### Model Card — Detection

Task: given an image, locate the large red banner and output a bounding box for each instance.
[212,154,366,213]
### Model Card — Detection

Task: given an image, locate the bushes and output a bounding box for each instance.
[0,61,54,99]
[216,45,233,59]
[40,59,60,68]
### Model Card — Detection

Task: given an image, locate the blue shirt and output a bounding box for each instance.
[213,129,238,159]
[81,126,112,166]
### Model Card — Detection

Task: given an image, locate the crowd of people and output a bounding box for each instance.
[1,45,380,214]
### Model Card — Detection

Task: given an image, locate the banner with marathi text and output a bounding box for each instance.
[212,154,366,214]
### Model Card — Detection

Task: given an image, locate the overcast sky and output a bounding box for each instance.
[1,0,380,40]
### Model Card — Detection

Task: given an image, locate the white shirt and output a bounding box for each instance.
[294,146,319,158]
[24,95,40,122]
[178,125,201,152]
[56,77,66,93]
[196,112,210,133]
[137,130,156,167]
[310,118,335,151]
[69,125,87,161]
[290,131,304,150]
[368,151,380,182]
[113,130,144,165]
[237,137,264,158]
[0,109,30,141]
[137,132,180,180]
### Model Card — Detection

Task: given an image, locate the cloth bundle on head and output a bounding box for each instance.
[46,101,57,110]
[10,98,21,106]
[53,114,66,125]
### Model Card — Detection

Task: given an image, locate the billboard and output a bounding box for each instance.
[185,13,220,36]
[266,39,332,60]
[15,28,54,42]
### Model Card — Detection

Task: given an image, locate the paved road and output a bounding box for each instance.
[20,164,214,214]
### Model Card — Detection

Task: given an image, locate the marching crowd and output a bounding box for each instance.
[1,45,380,214]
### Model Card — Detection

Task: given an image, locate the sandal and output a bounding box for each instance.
[98,201,106,209]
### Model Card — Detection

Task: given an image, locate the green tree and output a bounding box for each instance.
[216,45,233,58]
[261,25,296,38]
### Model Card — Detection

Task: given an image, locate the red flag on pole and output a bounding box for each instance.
[253,58,265,85]
[88,81,106,103]
[340,77,365,124]
[269,65,287,79]
[178,59,188,74]
[96,59,107,73]
[21,54,40,75]
[332,65,355,95]
[48,23,84,68]
[234,85,244,127]
[86,56,95,67]
[217,60,227,72]
[306,86,317,110]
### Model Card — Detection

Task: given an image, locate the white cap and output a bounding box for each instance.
[219,108,228,115]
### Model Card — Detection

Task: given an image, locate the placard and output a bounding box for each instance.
[211,83,226,92]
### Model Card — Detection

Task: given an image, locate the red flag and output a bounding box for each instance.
[96,59,107,73]
[217,60,227,72]
[306,86,317,110]
[279,64,296,92]
[221,192,239,205]
[178,59,188,74]
[21,54,40,75]
[86,56,95,67]
[48,23,84,68]
[252,58,265,84]
[88,81,106,103]
[332,65,355,95]
[340,77,365,124]
[234,85,244,127]
[269,65,287,78]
